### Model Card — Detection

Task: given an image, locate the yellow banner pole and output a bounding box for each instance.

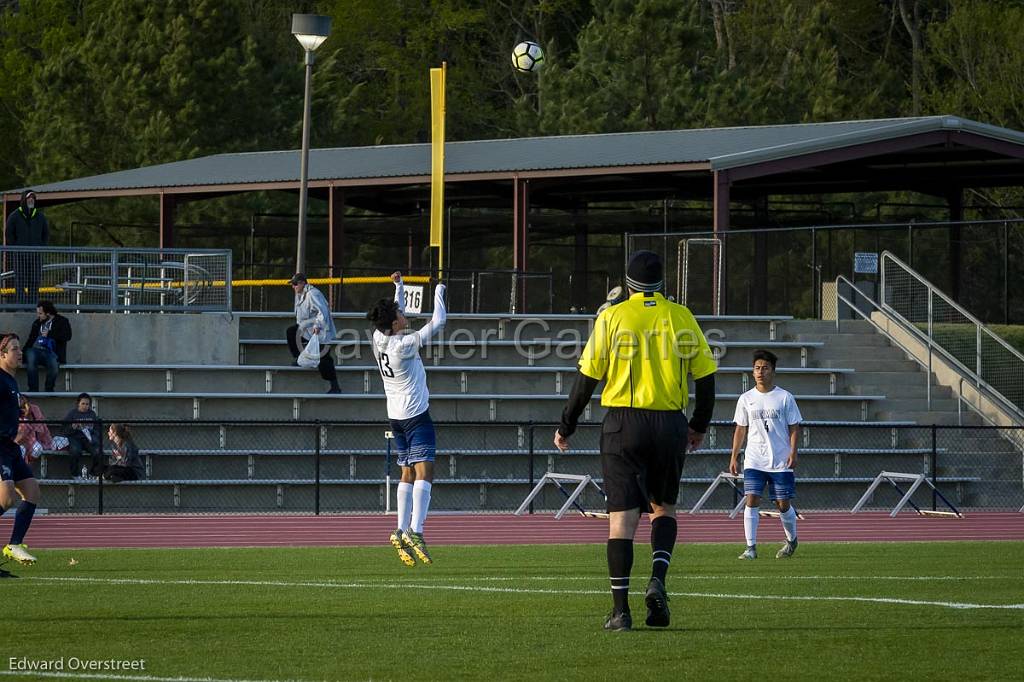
[430,62,447,279]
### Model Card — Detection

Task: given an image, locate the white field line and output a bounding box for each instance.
[326,574,1014,582]
[0,672,303,682]
[19,576,1024,611]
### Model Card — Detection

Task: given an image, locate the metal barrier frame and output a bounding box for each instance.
[0,246,232,313]
[676,237,723,314]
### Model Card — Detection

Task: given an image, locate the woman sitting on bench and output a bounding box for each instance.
[102,423,143,483]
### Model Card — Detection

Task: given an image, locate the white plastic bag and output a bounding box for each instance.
[297,334,321,368]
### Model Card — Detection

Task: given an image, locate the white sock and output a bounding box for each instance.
[396,482,413,532]
[411,480,432,533]
[780,506,797,542]
[744,506,759,547]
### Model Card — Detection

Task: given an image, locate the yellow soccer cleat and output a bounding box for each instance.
[401,530,432,565]
[3,543,36,565]
[389,530,416,567]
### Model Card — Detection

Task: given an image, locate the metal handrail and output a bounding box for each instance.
[879,251,1024,412]
[835,275,1024,425]
[835,275,937,411]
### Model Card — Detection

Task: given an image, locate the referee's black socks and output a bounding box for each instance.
[607,538,633,613]
[650,516,677,584]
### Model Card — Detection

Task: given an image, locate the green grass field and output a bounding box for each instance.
[3,542,1022,681]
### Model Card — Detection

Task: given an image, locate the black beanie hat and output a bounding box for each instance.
[625,250,663,293]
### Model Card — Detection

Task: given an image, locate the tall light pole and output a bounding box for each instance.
[291,13,332,273]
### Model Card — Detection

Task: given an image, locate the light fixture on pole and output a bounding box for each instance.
[291,13,332,273]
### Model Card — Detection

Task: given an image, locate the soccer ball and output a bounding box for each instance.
[512,41,544,73]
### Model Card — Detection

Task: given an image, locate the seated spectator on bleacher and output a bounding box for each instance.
[101,423,143,483]
[15,395,52,463]
[63,392,101,480]
[24,300,72,393]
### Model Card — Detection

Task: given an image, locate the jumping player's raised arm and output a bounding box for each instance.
[391,271,406,312]
[389,272,446,350]
[410,283,447,347]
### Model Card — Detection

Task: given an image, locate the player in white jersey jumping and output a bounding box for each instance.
[729,349,802,560]
[367,272,446,566]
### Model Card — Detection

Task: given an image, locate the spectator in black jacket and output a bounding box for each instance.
[5,190,49,305]
[24,300,72,392]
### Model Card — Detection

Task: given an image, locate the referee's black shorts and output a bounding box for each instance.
[600,407,688,513]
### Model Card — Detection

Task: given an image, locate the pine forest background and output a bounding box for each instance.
[2,0,1023,315]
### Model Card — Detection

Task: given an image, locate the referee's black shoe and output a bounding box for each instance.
[603,610,632,632]
[644,577,670,627]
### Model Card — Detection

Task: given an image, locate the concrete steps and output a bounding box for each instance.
[818,358,919,372]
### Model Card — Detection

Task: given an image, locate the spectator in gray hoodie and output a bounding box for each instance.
[284,273,340,394]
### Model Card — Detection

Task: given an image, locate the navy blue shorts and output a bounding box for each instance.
[390,411,436,468]
[0,439,34,483]
[743,469,796,501]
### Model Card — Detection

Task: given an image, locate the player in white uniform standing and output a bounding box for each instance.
[367,272,446,566]
[729,349,802,560]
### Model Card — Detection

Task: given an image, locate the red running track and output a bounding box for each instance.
[3,512,1023,549]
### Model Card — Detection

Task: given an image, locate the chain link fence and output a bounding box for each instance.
[17,419,1024,515]
[627,219,1024,322]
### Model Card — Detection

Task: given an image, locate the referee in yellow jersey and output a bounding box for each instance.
[555,250,717,632]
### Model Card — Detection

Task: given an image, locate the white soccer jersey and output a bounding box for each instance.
[372,280,447,420]
[733,386,802,472]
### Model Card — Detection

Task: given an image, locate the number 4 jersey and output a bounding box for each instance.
[372,281,447,420]
[733,386,802,472]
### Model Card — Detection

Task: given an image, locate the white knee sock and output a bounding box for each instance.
[780,506,798,542]
[412,480,432,533]
[744,506,759,547]
[397,482,413,532]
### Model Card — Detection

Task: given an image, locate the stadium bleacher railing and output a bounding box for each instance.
[878,251,1024,418]
[231,263,556,314]
[0,246,232,312]
[20,419,1024,516]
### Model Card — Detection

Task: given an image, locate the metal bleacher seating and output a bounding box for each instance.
[21,314,1012,513]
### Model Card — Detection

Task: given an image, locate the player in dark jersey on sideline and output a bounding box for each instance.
[0,333,41,565]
